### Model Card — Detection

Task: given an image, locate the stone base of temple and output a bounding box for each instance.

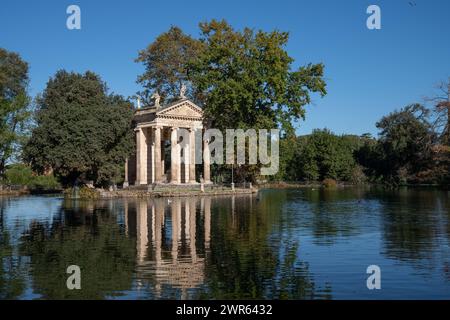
[135,182,209,186]
[98,186,257,199]
[150,182,204,188]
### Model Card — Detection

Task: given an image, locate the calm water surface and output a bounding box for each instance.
[1,188,449,299]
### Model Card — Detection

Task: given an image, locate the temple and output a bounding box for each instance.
[124,94,211,186]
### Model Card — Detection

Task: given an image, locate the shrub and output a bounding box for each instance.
[2,163,61,191]
[29,175,61,191]
[4,164,33,185]
[350,165,368,185]
[64,186,100,199]
[322,178,337,188]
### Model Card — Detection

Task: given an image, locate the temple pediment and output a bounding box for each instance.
[156,100,203,120]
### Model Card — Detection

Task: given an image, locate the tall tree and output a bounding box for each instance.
[427,78,450,145]
[23,70,134,187]
[136,26,204,104]
[359,104,435,184]
[295,129,359,182]
[190,19,327,133]
[0,48,31,176]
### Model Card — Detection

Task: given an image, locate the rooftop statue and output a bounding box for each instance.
[151,91,161,108]
[179,83,187,99]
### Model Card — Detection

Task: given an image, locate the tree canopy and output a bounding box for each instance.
[428,78,450,145]
[357,104,436,184]
[191,20,326,132]
[0,48,31,176]
[136,26,204,104]
[273,102,449,186]
[23,70,134,187]
[274,129,365,183]
[136,20,327,133]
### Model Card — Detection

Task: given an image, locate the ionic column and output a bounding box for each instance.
[171,128,181,184]
[135,128,148,185]
[154,127,162,183]
[189,129,196,183]
[161,147,165,180]
[184,142,190,184]
[150,133,155,184]
[123,158,129,187]
[203,132,211,184]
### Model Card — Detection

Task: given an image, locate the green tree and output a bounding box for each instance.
[23,70,134,187]
[358,104,435,184]
[190,20,327,133]
[273,133,299,181]
[4,163,33,185]
[427,78,450,145]
[0,48,31,177]
[295,129,359,182]
[1,163,60,191]
[136,22,326,183]
[136,26,204,104]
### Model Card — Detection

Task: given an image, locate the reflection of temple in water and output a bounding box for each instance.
[124,197,211,298]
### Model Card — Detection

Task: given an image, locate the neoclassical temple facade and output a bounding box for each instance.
[124,97,211,186]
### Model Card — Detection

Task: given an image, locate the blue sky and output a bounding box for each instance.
[1,0,449,136]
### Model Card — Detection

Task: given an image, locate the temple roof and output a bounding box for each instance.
[134,98,203,127]
[138,98,192,114]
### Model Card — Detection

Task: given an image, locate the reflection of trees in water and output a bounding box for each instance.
[298,188,372,245]
[299,187,450,277]
[2,189,450,299]
[379,189,445,263]
[378,188,450,283]
[0,197,25,299]
[19,199,136,299]
[203,193,331,299]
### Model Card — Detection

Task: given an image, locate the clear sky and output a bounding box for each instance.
[1,0,449,136]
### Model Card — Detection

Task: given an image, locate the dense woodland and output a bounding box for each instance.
[0,20,449,189]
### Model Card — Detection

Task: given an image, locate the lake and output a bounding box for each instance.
[1,187,449,299]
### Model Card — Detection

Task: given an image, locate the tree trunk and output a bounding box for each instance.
[0,158,5,177]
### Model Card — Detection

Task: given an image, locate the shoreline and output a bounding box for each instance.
[96,187,258,199]
[2,183,448,199]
